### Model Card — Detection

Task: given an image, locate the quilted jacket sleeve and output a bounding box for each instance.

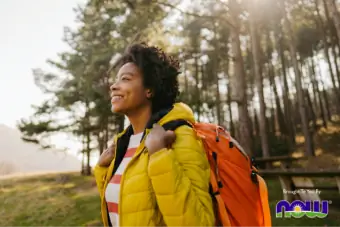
[94,164,109,199]
[148,125,215,226]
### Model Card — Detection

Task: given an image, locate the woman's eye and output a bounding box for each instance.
[122,77,130,81]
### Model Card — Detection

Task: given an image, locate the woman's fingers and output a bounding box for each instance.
[164,130,176,148]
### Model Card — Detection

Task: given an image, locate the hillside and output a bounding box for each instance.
[0,124,81,175]
[0,172,339,226]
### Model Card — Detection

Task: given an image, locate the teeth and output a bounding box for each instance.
[112,96,123,101]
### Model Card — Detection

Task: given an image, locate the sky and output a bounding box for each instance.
[0,0,85,128]
[0,0,86,158]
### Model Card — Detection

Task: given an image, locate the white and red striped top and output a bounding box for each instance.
[105,132,143,226]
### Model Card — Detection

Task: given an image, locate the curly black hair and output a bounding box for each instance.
[119,42,180,113]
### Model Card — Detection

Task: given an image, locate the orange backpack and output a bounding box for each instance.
[162,120,272,227]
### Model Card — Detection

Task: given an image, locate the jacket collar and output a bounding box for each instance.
[111,106,174,175]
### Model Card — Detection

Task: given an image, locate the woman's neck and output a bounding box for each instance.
[127,106,152,134]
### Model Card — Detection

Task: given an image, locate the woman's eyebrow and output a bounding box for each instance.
[114,72,134,82]
[119,72,134,77]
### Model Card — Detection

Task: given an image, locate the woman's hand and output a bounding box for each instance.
[145,124,176,155]
[97,142,116,166]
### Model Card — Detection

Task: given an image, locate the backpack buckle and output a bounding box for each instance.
[251,157,258,169]
[215,126,225,142]
[251,170,258,184]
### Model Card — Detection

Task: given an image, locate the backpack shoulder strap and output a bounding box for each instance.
[162,120,192,131]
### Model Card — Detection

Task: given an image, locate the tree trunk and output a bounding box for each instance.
[310,57,327,128]
[213,23,222,125]
[322,88,332,121]
[331,40,340,85]
[282,0,314,156]
[98,133,104,156]
[81,151,85,175]
[315,0,340,105]
[307,59,319,116]
[305,88,317,132]
[194,55,201,121]
[301,62,317,131]
[227,79,235,135]
[316,59,333,120]
[83,98,92,176]
[334,27,340,57]
[254,110,260,137]
[86,130,91,176]
[105,118,109,149]
[183,60,190,103]
[270,101,276,134]
[81,136,86,175]
[333,31,340,75]
[324,37,339,94]
[274,28,296,146]
[201,63,209,115]
[251,84,260,137]
[215,76,222,125]
[229,0,253,155]
[269,62,288,136]
[249,4,270,158]
[321,0,340,84]
[324,0,340,47]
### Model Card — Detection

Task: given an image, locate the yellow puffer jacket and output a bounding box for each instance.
[94,102,215,226]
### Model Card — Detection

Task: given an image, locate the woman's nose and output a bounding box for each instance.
[110,82,118,92]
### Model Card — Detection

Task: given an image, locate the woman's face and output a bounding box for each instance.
[110,62,151,115]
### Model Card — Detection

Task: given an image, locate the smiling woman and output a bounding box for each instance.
[94,43,215,227]
[110,62,151,125]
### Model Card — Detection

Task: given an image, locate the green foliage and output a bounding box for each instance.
[18,0,171,171]
[18,0,340,164]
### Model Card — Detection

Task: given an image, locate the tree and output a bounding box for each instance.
[248,0,270,158]
[18,0,169,175]
[324,0,340,47]
[229,0,253,155]
[19,0,340,166]
[281,0,315,156]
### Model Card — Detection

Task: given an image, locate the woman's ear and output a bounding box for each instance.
[146,89,153,99]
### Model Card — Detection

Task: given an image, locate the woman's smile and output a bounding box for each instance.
[111,95,124,103]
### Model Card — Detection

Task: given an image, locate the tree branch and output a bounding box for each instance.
[156,1,235,29]
[101,0,235,28]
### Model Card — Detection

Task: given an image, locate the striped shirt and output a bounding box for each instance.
[105,132,143,226]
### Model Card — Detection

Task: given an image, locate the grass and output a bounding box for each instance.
[1,172,340,226]
[0,173,102,226]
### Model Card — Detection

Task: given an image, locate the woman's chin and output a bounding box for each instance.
[111,104,125,114]
[111,105,120,113]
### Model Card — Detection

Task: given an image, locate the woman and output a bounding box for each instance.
[94,43,215,226]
